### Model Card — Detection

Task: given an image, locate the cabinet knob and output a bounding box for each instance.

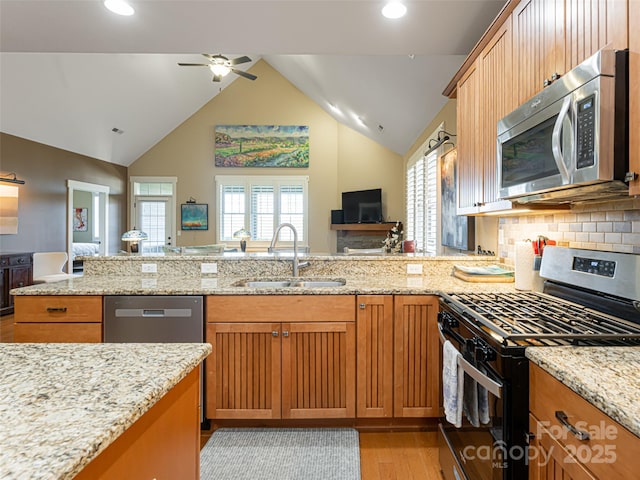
[359,303,366,309]
[283,331,289,337]
[550,72,561,81]
[272,331,279,337]
[625,171,637,182]
[18,282,24,287]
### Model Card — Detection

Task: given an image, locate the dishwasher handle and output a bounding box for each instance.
[114,308,193,318]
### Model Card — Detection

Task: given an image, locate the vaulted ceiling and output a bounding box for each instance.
[0,0,506,166]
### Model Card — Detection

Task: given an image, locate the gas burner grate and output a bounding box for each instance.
[443,292,640,346]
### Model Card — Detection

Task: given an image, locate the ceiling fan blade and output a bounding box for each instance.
[212,74,222,82]
[231,68,257,81]
[229,56,252,66]
[178,63,210,67]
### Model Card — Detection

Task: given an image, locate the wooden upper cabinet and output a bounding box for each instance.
[513,0,565,104]
[478,16,517,211]
[563,0,628,72]
[456,17,516,214]
[514,0,628,105]
[456,62,481,214]
[629,0,639,196]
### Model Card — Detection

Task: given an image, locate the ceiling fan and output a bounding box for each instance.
[178,54,257,82]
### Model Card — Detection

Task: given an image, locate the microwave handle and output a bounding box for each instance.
[551,96,572,184]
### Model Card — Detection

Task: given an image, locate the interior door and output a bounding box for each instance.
[134,196,173,253]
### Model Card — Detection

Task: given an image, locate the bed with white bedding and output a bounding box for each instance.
[72,242,100,260]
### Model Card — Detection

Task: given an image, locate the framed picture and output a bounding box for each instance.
[181,203,208,230]
[73,207,88,232]
[215,125,309,167]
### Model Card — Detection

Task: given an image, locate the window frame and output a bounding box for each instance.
[215,175,309,248]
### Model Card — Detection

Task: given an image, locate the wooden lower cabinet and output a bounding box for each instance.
[529,414,596,480]
[356,295,441,419]
[356,295,394,418]
[393,295,441,418]
[205,295,356,420]
[74,368,201,480]
[13,295,103,342]
[529,363,640,479]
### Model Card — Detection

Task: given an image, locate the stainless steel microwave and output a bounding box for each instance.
[497,49,629,204]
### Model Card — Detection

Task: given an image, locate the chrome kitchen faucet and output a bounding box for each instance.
[269,223,309,276]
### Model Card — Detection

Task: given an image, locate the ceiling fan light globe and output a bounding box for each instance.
[210,64,231,77]
[104,0,135,16]
[381,1,407,19]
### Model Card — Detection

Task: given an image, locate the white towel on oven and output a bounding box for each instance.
[442,340,463,428]
[463,371,480,427]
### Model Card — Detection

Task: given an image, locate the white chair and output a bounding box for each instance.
[33,252,77,283]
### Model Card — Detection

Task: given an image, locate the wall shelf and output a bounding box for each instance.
[330,223,395,232]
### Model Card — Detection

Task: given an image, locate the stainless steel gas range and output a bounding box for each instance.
[437,246,640,480]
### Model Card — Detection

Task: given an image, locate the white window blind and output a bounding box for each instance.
[406,147,438,254]
[216,176,308,244]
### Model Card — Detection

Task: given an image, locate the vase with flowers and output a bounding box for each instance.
[382,221,403,253]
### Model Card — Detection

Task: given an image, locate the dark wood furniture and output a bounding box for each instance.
[0,252,33,316]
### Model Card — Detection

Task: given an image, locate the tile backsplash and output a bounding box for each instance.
[499,198,640,264]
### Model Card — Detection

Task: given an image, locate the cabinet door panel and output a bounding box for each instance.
[356,295,393,418]
[394,296,440,418]
[282,322,355,419]
[206,322,281,419]
[13,323,102,343]
[564,0,627,72]
[529,414,596,480]
[513,0,564,104]
[456,63,481,214]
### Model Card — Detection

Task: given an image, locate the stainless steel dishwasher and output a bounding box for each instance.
[103,295,205,422]
[103,295,203,343]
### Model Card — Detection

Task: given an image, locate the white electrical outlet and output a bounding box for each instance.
[406,264,423,275]
[141,278,157,288]
[201,263,218,274]
[141,263,157,273]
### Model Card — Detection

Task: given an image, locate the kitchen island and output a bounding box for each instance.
[0,342,211,480]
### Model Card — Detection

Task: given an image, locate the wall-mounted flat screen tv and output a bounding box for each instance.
[342,188,383,223]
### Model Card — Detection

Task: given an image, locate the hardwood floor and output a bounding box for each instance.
[0,313,14,342]
[201,428,443,479]
[3,313,443,479]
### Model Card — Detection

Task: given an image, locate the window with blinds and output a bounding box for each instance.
[216,176,308,243]
[406,149,438,255]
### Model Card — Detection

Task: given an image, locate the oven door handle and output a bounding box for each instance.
[458,355,503,399]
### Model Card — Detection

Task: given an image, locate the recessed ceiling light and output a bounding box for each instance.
[381,2,407,19]
[104,0,135,16]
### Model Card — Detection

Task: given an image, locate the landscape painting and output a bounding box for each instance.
[440,148,474,251]
[181,203,208,230]
[215,125,309,167]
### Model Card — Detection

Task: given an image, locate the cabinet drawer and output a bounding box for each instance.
[529,363,640,479]
[14,323,102,342]
[207,295,355,322]
[9,254,31,266]
[14,296,102,323]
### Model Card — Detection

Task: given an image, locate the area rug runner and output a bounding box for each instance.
[200,427,360,480]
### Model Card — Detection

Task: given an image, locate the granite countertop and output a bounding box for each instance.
[0,343,212,480]
[526,346,640,438]
[11,274,517,296]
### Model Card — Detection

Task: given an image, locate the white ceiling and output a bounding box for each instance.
[0,0,506,166]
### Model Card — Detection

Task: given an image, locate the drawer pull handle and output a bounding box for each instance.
[555,411,590,440]
[46,307,68,313]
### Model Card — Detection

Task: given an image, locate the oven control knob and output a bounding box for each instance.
[475,342,496,362]
[437,311,459,328]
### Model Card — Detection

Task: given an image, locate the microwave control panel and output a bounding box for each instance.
[576,94,596,169]
[572,256,616,277]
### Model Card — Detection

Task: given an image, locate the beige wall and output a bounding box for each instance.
[129,60,403,253]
